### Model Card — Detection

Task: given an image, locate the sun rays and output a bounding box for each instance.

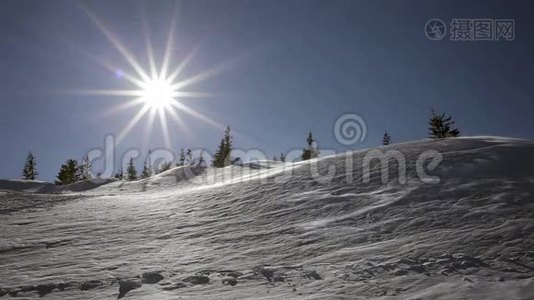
[75,2,224,148]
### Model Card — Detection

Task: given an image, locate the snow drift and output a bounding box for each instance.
[1,137,533,299]
[0,178,116,194]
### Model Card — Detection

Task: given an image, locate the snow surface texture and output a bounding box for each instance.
[1,137,533,299]
[0,178,116,194]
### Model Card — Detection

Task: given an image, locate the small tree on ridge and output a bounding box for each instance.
[126,158,137,181]
[301,132,319,160]
[55,159,79,185]
[383,131,391,145]
[428,109,460,138]
[22,152,38,180]
[213,126,233,168]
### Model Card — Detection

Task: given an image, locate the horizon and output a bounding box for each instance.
[1,0,534,181]
[6,134,531,184]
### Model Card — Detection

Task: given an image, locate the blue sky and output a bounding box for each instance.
[1,0,533,181]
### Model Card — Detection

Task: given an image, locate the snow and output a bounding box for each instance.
[1,137,533,299]
[0,179,116,194]
[0,179,56,194]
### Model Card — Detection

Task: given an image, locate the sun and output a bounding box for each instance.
[141,79,175,110]
[72,2,227,148]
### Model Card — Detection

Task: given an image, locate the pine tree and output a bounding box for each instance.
[22,152,38,180]
[428,109,460,138]
[383,131,391,145]
[213,126,233,168]
[141,160,151,179]
[55,159,80,185]
[273,155,278,161]
[78,155,91,180]
[177,148,186,166]
[158,161,173,173]
[224,126,233,165]
[301,132,319,160]
[280,152,286,162]
[147,149,153,170]
[197,149,206,167]
[186,149,193,166]
[126,158,137,181]
[213,139,226,167]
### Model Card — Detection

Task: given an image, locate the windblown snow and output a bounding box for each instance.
[1,137,533,299]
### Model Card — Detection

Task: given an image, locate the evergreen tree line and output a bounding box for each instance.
[381,109,460,145]
[115,148,207,181]
[22,109,460,182]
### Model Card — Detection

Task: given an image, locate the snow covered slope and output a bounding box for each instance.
[1,137,533,299]
[0,178,116,194]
